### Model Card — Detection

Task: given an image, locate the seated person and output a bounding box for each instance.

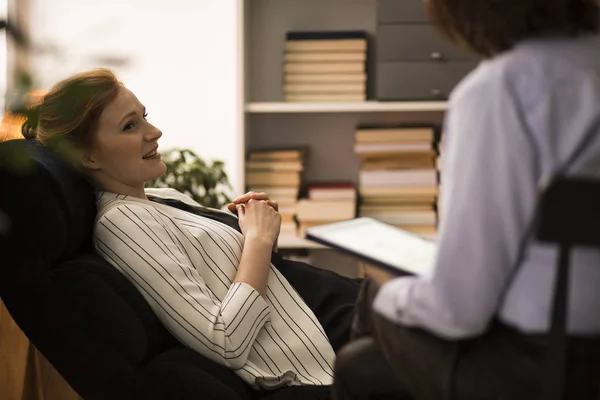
[21,69,361,396]
[333,0,600,399]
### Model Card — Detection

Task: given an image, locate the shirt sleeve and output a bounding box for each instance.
[94,203,270,369]
[373,68,538,338]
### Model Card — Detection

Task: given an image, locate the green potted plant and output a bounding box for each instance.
[148,148,233,209]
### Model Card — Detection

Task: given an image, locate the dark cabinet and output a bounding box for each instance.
[377,0,429,23]
[377,61,476,101]
[377,25,477,62]
[375,0,478,101]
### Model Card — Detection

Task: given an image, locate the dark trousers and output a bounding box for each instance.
[334,278,600,400]
[256,254,361,400]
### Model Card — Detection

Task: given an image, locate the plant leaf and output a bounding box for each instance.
[148,148,232,208]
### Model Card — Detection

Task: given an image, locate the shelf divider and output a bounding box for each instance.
[246,101,448,114]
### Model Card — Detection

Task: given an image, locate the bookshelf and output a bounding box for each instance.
[241,0,447,269]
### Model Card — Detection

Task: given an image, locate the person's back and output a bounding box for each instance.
[368,34,600,341]
[441,34,600,336]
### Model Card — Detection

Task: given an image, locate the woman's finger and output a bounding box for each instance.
[232,191,259,204]
[266,200,279,212]
[248,192,269,201]
[236,204,245,217]
[233,192,270,205]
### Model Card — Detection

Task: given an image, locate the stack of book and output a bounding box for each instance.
[355,127,439,239]
[283,31,368,102]
[246,148,305,238]
[297,183,357,237]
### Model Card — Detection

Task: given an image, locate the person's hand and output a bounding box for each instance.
[236,199,281,244]
[228,192,278,215]
[365,264,396,287]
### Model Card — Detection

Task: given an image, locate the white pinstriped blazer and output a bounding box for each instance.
[94,188,335,389]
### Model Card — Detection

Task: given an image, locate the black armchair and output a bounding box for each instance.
[0,139,325,400]
[533,175,600,400]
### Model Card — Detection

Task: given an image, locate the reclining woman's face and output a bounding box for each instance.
[83,87,167,194]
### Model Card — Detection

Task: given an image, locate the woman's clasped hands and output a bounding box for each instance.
[227,192,281,245]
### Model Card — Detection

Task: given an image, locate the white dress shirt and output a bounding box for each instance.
[374,35,600,338]
[94,188,335,389]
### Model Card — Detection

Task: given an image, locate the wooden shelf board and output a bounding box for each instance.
[277,235,328,249]
[246,101,448,114]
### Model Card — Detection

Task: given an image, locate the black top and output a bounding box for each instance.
[147,196,242,233]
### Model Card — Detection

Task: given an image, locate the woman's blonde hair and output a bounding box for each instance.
[22,68,122,162]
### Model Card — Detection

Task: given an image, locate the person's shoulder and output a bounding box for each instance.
[447,54,516,110]
[453,36,600,108]
[449,45,530,102]
[144,187,184,198]
[95,192,157,222]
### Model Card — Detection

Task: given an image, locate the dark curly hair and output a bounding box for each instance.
[425,0,600,58]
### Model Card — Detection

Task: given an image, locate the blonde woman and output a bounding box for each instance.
[23,69,361,398]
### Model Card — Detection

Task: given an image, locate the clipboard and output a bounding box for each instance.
[305,217,436,276]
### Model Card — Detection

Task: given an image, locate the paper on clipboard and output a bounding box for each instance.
[305,217,437,276]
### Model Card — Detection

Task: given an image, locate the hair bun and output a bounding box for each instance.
[21,104,41,139]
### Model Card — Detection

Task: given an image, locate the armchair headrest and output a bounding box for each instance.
[0,139,97,263]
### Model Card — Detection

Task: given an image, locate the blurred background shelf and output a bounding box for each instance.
[245,101,448,114]
[278,235,328,249]
[242,0,460,278]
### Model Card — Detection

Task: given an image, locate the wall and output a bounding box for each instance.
[27,0,245,194]
[0,0,6,114]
